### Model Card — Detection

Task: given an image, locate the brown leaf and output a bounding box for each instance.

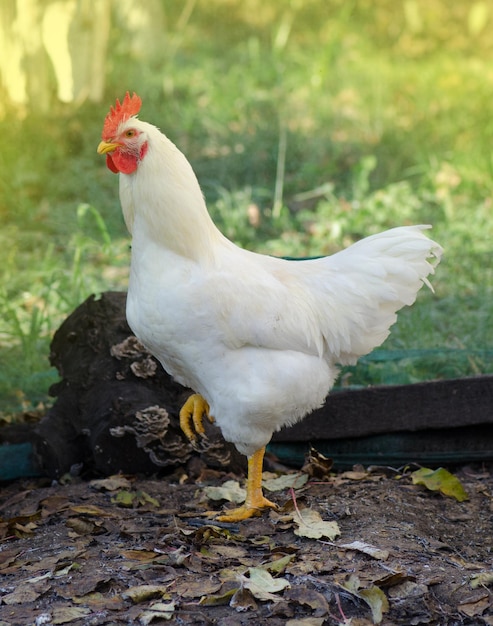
[0,489,32,513]
[459,595,490,617]
[23,549,83,575]
[72,592,126,611]
[372,570,414,588]
[340,469,370,481]
[3,510,41,539]
[0,521,10,541]
[66,517,98,536]
[90,475,133,491]
[137,601,175,624]
[10,520,38,537]
[123,584,171,603]
[230,587,258,611]
[284,587,329,616]
[340,540,389,561]
[172,577,222,598]
[286,618,326,626]
[40,495,71,517]
[0,547,22,571]
[121,549,157,562]
[388,581,428,600]
[51,606,92,624]
[301,446,334,480]
[199,587,238,606]
[2,586,42,605]
[69,504,114,517]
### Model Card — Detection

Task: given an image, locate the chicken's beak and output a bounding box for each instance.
[97,140,121,154]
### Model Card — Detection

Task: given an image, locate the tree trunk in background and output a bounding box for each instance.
[0,0,50,112]
[0,0,111,113]
[117,0,165,62]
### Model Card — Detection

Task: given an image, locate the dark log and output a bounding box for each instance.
[273,375,493,442]
[12,292,245,479]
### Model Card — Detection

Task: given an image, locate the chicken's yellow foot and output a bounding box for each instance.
[217,446,278,522]
[179,393,214,442]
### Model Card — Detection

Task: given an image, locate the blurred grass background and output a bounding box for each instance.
[0,0,492,415]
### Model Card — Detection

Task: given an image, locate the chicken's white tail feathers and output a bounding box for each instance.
[313,225,443,364]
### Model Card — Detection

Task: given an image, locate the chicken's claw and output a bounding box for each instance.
[179,394,214,444]
[217,496,278,522]
[216,446,278,522]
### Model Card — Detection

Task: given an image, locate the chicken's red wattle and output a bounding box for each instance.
[106,150,138,175]
[106,154,119,174]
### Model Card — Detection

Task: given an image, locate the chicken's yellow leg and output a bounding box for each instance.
[217,446,278,522]
[179,393,214,442]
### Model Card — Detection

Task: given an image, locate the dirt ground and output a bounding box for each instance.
[1,460,492,626]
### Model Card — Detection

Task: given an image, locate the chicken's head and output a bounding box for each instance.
[97,92,148,175]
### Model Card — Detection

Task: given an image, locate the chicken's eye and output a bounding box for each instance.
[125,129,136,138]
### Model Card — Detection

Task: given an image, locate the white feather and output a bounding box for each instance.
[117,119,442,456]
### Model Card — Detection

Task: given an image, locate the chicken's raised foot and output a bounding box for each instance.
[217,446,278,522]
[179,393,214,442]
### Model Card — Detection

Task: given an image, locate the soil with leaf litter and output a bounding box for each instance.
[1,460,493,626]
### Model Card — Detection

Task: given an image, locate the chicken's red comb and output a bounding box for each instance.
[102,92,142,140]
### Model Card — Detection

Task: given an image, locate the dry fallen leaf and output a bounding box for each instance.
[72,592,126,611]
[459,595,490,618]
[359,585,389,624]
[90,475,132,491]
[262,473,308,492]
[286,618,326,626]
[372,569,413,588]
[470,571,493,589]
[203,480,246,503]
[230,587,258,611]
[66,516,99,536]
[138,601,175,624]
[69,504,114,517]
[122,584,171,603]
[284,586,329,615]
[40,495,70,517]
[51,605,92,624]
[387,580,428,600]
[301,446,334,480]
[340,540,389,561]
[292,508,341,540]
[343,574,389,624]
[241,567,290,601]
[120,549,157,562]
[340,469,370,481]
[1,586,42,605]
[206,544,249,561]
[199,588,237,606]
[261,553,295,574]
[172,577,222,598]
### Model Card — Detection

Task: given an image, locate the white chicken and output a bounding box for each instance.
[97,92,442,521]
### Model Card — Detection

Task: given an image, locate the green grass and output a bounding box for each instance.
[1,0,492,414]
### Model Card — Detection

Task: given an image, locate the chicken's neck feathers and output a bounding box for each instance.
[120,122,224,263]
